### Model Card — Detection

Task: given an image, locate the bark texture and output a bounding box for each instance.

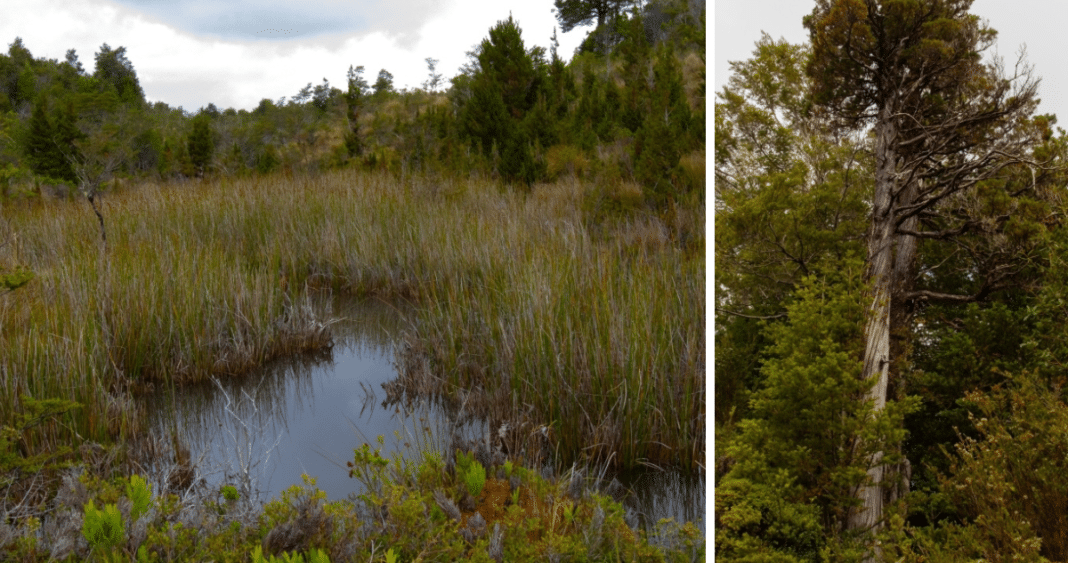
[849,106,898,533]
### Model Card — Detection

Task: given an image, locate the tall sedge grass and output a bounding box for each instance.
[0,168,704,469]
[406,203,705,470]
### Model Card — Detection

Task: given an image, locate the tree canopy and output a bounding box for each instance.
[553,0,634,32]
[93,43,145,107]
[716,2,1068,559]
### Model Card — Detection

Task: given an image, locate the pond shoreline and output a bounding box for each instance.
[141,294,704,536]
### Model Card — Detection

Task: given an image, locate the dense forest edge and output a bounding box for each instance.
[716,0,1068,561]
[0,0,706,560]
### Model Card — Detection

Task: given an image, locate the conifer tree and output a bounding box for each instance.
[804,0,1042,538]
[24,99,81,184]
[546,28,577,122]
[64,49,84,75]
[460,16,547,185]
[311,78,333,113]
[92,43,145,107]
[25,102,61,178]
[372,69,394,99]
[716,258,916,560]
[554,0,636,53]
[617,11,651,133]
[291,83,313,105]
[187,114,214,177]
[715,32,871,446]
[571,62,606,151]
[553,0,633,32]
[131,128,162,174]
[422,57,443,92]
[0,38,34,111]
[634,41,690,205]
[344,65,368,157]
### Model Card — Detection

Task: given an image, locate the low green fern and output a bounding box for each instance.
[250,545,331,563]
[455,450,486,498]
[126,474,152,522]
[82,500,125,552]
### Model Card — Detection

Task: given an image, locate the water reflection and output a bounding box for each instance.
[144,295,705,533]
[145,298,421,503]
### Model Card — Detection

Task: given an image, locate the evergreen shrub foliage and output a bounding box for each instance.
[717,258,919,560]
[82,500,125,552]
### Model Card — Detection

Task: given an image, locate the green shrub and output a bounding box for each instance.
[0,267,33,293]
[82,500,125,552]
[454,450,486,498]
[889,371,1068,562]
[0,397,80,490]
[545,144,589,180]
[256,145,281,174]
[465,459,486,499]
[221,484,240,502]
[250,545,331,563]
[126,474,152,522]
[581,180,645,227]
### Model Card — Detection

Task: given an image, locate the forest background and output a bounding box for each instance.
[715,0,1068,561]
[0,0,705,198]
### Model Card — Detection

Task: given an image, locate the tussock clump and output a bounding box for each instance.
[461,511,487,543]
[567,466,586,501]
[433,489,461,522]
[545,145,590,180]
[681,51,705,110]
[487,522,504,562]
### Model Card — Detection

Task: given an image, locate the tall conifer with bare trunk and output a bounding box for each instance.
[804,0,1041,540]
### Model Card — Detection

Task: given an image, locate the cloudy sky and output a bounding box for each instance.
[2,0,588,112]
[715,0,1068,125]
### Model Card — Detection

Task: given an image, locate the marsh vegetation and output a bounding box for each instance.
[0,166,704,560]
[0,0,705,557]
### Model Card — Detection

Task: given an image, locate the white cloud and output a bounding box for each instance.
[4,0,588,112]
[715,0,1066,124]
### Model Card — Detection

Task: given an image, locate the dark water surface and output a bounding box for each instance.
[144,296,705,535]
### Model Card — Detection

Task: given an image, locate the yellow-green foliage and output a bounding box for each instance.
[1,443,703,561]
[678,149,705,194]
[545,144,590,180]
[250,546,331,563]
[0,266,33,292]
[82,500,124,552]
[455,450,486,498]
[582,180,646,226]
[882,372,1068,562]
[126,474,152,523]
[680,52,705,111]
[0,397,79,489]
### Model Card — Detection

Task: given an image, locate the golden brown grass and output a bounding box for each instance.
[0,168,704,469]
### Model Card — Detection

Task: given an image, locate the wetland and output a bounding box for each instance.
[0,169,704,560]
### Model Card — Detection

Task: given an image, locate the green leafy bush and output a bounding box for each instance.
[0,267,33,292]
[545,144,589,180]
[454,450,486,498]
[82,500,125,552]
[716,259,917,559]
[221,484,240,502]
[464,459,486,499]
[126,474,152,523]
[250,545,331,563]
[888,372,1068,562]
[0,397,80,490]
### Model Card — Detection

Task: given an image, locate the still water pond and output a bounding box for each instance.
[144,297,705,535]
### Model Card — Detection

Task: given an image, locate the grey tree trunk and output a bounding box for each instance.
[890,179,920,404]
[849,105,898,534]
